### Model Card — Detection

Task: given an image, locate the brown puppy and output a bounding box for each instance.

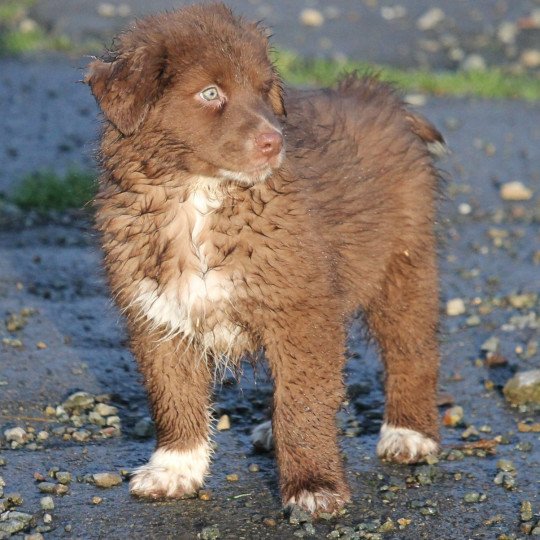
[86,3,443,515]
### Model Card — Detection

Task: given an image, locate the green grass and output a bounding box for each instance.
[12,169,97,212]
[0,0,35,24]
[273,50,540,101]
[0,27,73,54]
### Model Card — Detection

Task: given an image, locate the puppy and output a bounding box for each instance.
[86,2,443,515]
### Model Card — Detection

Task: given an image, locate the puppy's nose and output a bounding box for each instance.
[255,131,283,158]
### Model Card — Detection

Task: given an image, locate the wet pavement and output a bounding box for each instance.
[1,1,540,539]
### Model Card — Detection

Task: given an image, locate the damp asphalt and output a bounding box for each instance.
[0,1,539,539]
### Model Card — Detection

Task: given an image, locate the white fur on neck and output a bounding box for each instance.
[130,444,210,498]
[130,180,239,349]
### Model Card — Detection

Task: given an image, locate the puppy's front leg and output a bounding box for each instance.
[264,314,350,515]
[129,329,213,499]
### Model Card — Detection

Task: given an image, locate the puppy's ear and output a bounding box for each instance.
[85,43,168,136]
[269,70,286,117]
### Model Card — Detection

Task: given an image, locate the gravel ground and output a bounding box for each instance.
[1,1,540,538]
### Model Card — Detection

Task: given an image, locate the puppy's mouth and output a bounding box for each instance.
[218,148,285,186]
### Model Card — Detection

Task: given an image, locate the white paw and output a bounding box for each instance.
[377,423,439,464]
[251,420,273,451]
[287,489,349,514]
[130,444,210,499]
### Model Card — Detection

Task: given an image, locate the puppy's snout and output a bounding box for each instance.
[255,131,283,158]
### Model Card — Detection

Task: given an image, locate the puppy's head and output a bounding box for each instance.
[86,3,286,186]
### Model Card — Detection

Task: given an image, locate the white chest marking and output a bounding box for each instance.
[132,184,239,349]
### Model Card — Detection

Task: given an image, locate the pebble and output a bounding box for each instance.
[503,370,540,405]
[481,336,500,355]
[494,471,516,490]
[446,298,466,316]
[56,472,72,485]
[198,490,212,501]
[92,473,122,488]
[4,427,28,444]
[442,406,464,427]
[225,473,239,482]
[263,518,276,527]
[0,511,34,535]
[496,459,515,472]
[248,463,260,473]
[94,403,118,417]
[91,496,103,505]
[458,203,472,215]
[62,392,95,411]
[461,54,487,72]
[463,492,485,503]
[497,22,518,44]
[299,8,325,27]
[404,94,426,107]
[417,7,445,30]
[520,501,533,522]
[216,415,231,431]
[71,429,91,442]
[36,431,49,441]
[500,181,533,201]
[133,417,154,438]
[200,524,220,539]
[43,513,52,524]
[520,49,540,68]
[40,496,54,510]
[289,505,313,525]
[5,493,23,506]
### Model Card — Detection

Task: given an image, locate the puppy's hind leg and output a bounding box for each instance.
[366,251,440,464]
[129,329,214,499]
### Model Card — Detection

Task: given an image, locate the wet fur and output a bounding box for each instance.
[87,3,443,515]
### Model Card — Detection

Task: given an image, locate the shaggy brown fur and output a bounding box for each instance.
[86,3,443,515]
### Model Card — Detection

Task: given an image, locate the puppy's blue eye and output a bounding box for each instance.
[201,86,220,101]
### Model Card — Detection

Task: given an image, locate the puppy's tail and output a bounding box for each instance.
[405,111,449,159]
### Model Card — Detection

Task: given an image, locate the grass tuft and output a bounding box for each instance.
[273,50,540,101]
[12,168,97,212]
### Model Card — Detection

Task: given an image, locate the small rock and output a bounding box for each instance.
[200,524,220,540]
[496,459,515,472]
[93,403,118,417]
[263,518,276,527]
[56,472,72,485]
[106,416,121,427]
[289,505,313,525]
[62,392,94,411]
[6,493,23,506]
[494,471,516,490]
[92,472,122,488]
[442,406,464,427]
[97,2,115,17]
[216,415,231,431]
[458,203,472,215]
[91,496,103,505]
[417,7,445,30]
[521,49,540,68]
[497,21,518,44]
[461,425,479,439]
[481,336,500,355]
[503,370,540,405]
[133,417,154,438]
[4,427,27,444]
[0,511,34,535]
[36,341,47,350]
[520,500,533,522]
[299,8,325,27]
[461,54,486,72]
[88,412,105,426]
[463,492,481,503]
[198,489,212,501]
[225,473,239,482]
[36,431,49,441]
[404,94,426,107]
[40,496,54,510]
[71,429,91,442]
[43,513,52,524]
[500,181,533,201]
[248,463,260,473]
[446,298,466,316]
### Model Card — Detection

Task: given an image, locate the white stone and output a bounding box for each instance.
[500,181,533,201]
[446,298,466,316]
[299,8,325,27]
